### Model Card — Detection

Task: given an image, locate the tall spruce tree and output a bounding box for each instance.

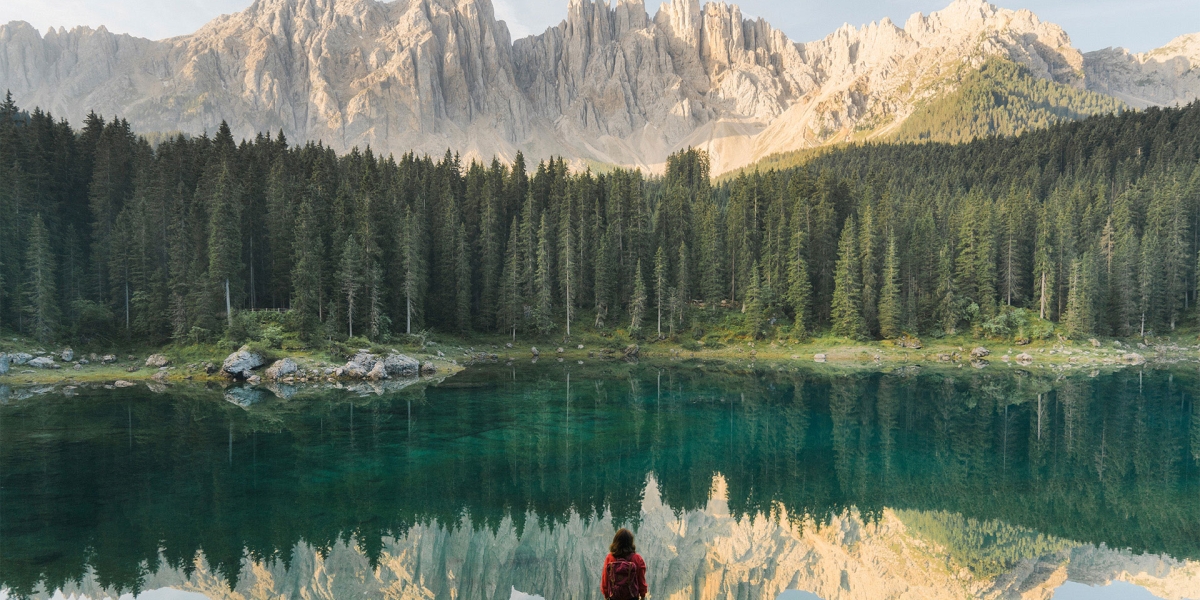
[878,235,902,339]
[630,259,647,333]
[786,229,813,337]
[744,262,765,339]
[24,214,58,343]
[339,234,365,338]
[207,162,242,330]
[831,218,866,339]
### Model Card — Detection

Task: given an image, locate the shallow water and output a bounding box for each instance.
[2,363,1199,599]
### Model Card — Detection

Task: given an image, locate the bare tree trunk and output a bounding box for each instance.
[225,278,232,329]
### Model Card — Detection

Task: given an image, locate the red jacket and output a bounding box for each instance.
[600,552,648,599]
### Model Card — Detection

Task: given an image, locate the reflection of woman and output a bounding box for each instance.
[601,528,648,600]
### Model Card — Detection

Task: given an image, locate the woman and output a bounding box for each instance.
[601,528,648,600]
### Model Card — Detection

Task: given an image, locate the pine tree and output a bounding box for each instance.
[654,246,667,338]
[745,262,764,339]
[560,200,575,336]
[339,234,365,338]
[786,229,813,337]
[676,241,690,329]
[207,162,242,330]
[24,214,58,343]
[937,243,960,335]
[878,235,902,339]
[454,220,471,333]
[594,227,614,327]
[630,259,647,333]
[1064,254,1097,338]
[400,203,427,335]
[859,204,879,335]
[292,192,322,331]
[831,218,866,339]
[499,217,523,340]
[534,215,554,335]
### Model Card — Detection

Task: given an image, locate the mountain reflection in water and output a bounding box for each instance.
[2,363,1200,599]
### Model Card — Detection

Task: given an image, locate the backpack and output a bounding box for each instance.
[606,555,640,600]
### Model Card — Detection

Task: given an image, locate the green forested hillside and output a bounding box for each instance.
[0,91,1198,349]
[734,59,1125,177]
[892,58,1125,144]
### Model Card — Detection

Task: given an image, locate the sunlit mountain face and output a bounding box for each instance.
[2,363,1199,599]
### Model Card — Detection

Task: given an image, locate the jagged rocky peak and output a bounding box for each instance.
[0,0,1196,175]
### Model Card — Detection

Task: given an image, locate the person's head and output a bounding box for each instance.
[610,528,636,557]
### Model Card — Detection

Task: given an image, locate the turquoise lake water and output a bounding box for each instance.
[1,362,1198,599]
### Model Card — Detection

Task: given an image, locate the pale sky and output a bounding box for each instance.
[1,0,1196,52]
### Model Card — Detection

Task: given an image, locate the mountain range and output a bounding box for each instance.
[1,0,1197,174]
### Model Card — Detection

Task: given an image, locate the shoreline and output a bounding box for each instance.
[1,333,1188,396]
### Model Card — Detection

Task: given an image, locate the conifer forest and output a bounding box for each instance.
[1,92,1199,347]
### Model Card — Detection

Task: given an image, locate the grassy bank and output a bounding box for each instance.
[2,316,1190,389]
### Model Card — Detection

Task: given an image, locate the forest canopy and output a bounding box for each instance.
[0,92,1198,346]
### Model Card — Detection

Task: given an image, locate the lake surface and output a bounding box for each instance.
[2,362,1199,599]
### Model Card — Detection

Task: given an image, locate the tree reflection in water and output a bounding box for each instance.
[1,364,1198,598]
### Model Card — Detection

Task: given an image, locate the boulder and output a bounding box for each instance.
[345,351,379,373]
[896,335,922,349]
[813,354,827,363]
[114,380,135,388]
[203,362,218,374]
[1090,338,1101,348]
[421,362,437,375]
[556,347,565,354]
[970,347,990,359]
[0,354,8,375]
[222,345,265,378]
[151,371,170,384]
[247,374,263,385]
[101,354,117,364]
[28,356,57,369]
[624,344,640,358]
[145,354,170,368]
[9,353,32,365]
[60,348,74,362]
[367,362,388,381]
[1015,353,1034,365]
[531,347,540,357]
[383,354,420,378]
[265,358,299,381]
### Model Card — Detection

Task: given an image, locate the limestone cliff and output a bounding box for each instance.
[0,0,1196,175]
